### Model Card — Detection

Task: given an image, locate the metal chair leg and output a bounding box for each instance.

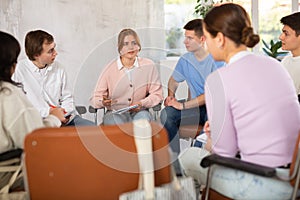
[292,165,300,200]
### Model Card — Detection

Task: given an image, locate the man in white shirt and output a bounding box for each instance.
[279,12,300,102]
[13,30,94,126]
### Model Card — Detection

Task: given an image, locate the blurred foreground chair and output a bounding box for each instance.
[200,131,300,200]
[23,122,171,200]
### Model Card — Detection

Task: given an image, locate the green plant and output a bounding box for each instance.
[262,39,288,61]
[166,27,182,49]
[194,0,232,18]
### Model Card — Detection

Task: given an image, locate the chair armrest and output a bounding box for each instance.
[89,105,99,113]
[152,103,162,111]
[75,106,87,115]
[88,106,106,113]
[200,154,276,177]
[0,149,23,162]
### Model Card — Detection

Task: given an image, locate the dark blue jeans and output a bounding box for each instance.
[160,105,207,154]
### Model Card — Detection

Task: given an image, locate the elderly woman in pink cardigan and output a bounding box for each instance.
[90,28,163,125]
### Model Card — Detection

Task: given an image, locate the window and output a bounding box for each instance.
[164,0,197,56]
[164,0,299,55]
[258,0,291,43]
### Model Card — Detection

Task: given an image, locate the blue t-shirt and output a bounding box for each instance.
[172,52,223,99]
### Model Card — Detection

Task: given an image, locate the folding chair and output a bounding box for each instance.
[0,149,23,168]
[89,103,162,125]
[24,122,171,200]
[88,105,105,125]
[76,105,101,125]
[200,131,300,200]
[0,149,24,193]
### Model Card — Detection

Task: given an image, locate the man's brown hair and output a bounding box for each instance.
[25,30,54,61]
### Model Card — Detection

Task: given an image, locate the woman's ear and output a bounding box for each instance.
[10,63,16,76]
[216,32,225,49]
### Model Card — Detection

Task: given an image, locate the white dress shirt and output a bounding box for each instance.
[12,58,75,118]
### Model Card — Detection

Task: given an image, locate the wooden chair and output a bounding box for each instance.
[178,96,204,143]
[23,122,171,200]
[179,124,203,139]
[200,132,300,200]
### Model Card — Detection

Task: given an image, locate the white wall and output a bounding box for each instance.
[0,0,166,121]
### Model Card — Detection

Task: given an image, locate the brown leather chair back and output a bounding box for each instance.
[24,122,171,200]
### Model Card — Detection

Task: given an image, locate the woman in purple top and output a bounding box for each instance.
[179,3,300,199]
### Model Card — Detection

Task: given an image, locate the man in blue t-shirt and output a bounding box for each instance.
[160,19,223,157]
